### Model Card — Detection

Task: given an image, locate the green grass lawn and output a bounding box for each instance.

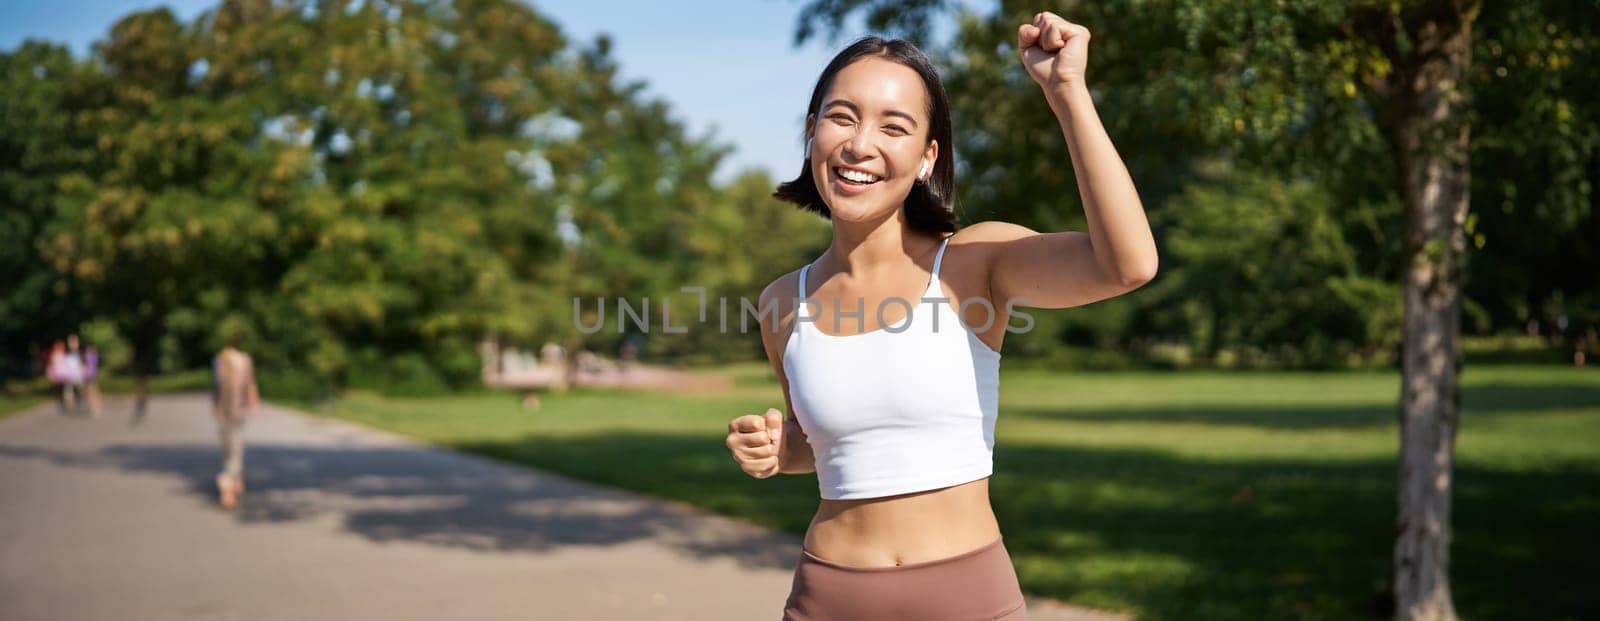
[316,363,1600,620]
[0,396,45,420]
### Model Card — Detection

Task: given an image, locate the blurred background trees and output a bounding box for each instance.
[3,0,827,398]
[2,0,1594,400]
[792,0,1595,371]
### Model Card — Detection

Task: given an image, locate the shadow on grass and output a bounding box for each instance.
[1008,381,1600,430]
[993,441,1597,621]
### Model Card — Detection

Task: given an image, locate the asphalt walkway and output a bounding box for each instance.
[0,394,1115,620]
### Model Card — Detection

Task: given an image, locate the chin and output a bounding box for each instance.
[827,201,896,223]
[821,190,901,222]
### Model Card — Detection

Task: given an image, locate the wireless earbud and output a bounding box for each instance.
[919,160,931,181]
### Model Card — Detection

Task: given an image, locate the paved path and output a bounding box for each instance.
[0,394,1117,620]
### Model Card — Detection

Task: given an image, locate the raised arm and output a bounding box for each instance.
[976,12,1157,310]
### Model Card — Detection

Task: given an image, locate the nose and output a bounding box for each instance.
[843,125,879,162]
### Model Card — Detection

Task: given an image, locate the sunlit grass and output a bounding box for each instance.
[317,363,1600,620]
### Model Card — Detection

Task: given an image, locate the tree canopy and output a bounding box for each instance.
[2,0,827,397]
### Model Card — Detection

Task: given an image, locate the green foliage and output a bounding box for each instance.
[1148,162,1403,368]
[77,318,133,372]
[2,0,825,391]
[1466,0,1600,343]
[7,0,1591,388]
[634,168,831,363]
[0,41,108,377]
[789,0,1599,367]
[257,366,329,403]
[346,349,450,396]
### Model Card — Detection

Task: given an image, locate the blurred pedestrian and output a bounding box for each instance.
[83,345,103,418]
[48,338,86,415]
[46,340,68,412]
[210,341,260,510]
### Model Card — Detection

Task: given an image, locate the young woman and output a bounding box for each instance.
[723,12,1157,620]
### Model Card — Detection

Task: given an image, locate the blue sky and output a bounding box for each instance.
[1,0,982,184]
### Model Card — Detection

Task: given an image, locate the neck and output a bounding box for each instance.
[821,209,939,279]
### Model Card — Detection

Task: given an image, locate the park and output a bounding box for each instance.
[2,1,1595,620]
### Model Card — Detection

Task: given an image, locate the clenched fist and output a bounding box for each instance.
[726,408,788,479]
[1018,11,1091,90]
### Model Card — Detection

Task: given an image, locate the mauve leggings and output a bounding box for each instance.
[782,536,1027,620]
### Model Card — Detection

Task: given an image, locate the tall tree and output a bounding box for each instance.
[0,42,107,377]
[1359,4,1476,618]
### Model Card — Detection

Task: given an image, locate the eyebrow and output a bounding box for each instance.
[821,99,920,129]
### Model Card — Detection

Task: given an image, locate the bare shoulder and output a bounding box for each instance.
[942,220,1043,273]
[947,219,1137,310]
[758,269,803,343]
[760,269,802,315]
[951,220,1040,242]
[757,268,808,424]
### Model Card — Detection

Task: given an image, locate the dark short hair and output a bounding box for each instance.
[773,36,958,234]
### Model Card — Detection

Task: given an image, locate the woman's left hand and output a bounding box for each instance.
[1017,11,1091,91]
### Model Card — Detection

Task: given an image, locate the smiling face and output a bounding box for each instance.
[805,56,938,224]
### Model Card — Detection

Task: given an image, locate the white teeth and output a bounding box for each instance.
[836,167,880,184]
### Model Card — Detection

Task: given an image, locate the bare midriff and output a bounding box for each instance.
[802,477,1001,568]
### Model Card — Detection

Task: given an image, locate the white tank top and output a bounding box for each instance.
[783,235,1002,500]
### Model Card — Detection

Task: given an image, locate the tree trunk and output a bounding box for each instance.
[1384,3,1477,620]
[1394,131,1467,621]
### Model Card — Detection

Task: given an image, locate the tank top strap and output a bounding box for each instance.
[796,263,812,319]
[928,235,952,288]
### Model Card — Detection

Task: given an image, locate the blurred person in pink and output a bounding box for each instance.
[47,338,86,414]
